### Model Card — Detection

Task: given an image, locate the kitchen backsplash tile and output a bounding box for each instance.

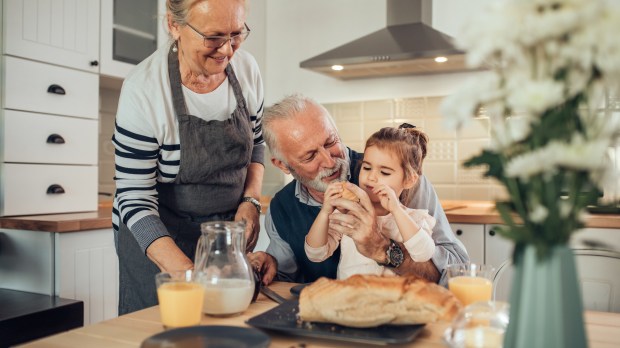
[363,100,393,120]
[394,98,426,118]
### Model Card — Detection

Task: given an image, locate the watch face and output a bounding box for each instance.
[388,241,405,268]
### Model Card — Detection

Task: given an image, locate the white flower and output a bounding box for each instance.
[529,204,549,223]
[441,74,503,130]
[506,78,565,115]
[505,137,609,180]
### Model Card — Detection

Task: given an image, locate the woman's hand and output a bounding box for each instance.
[146,236,194,272]
[235,202,260,252]
[247,251,278,285]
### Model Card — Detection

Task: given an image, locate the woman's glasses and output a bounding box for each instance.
[186,22,251,49]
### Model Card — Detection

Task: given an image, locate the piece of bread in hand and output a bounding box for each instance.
[339,183,360,202]
[298,274,462,328]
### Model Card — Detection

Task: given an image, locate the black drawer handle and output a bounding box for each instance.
[90,60,99,66]
[47,84,66,95]
[46,134,65,144]
[46,184,65,194]
[489,229,496,236]
[456,229,463,236]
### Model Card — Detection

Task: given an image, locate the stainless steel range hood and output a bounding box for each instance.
[300,0,468,80]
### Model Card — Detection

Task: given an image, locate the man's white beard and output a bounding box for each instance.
[288,158,349,193]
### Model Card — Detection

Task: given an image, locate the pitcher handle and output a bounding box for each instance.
[195,234,207,271]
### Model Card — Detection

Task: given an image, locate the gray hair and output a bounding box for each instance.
[262,94,337,162]
[167,0,247,26]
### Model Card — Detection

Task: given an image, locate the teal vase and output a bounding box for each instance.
[504,244,587,348]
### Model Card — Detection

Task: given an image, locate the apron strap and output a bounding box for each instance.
[225,64,249,114]
[167,43,189,117]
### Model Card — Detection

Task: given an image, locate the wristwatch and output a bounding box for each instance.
[377,239,405,268]
[241,196,262,214]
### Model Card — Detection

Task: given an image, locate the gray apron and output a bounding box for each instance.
[116,44,254,315]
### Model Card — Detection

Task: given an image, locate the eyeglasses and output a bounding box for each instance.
[185,22,251,49]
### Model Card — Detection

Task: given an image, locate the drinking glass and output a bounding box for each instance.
[444,301,510,348]
[156,270,204,329]
[447,263,496,306]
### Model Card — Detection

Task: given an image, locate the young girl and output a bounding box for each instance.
[305,125,436,279]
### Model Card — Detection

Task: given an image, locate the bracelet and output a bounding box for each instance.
[241,196,262,214]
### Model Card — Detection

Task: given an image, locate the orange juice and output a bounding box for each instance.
[157,282,204,328]
[448,276,493,306]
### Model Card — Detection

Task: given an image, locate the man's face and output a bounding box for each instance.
[271,105,349,195]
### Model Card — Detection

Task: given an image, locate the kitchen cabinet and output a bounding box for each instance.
[3,0,100,73]
[100,0,168,79]
[450,223,484,264]
[1,1,99,217]
[484,224,514,302]
[0,228,119,325]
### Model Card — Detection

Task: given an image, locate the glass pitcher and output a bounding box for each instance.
[194,221,256,316]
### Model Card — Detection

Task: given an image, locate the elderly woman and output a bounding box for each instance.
[112,0,264,314]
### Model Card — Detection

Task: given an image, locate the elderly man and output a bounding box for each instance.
[250,94,468,285]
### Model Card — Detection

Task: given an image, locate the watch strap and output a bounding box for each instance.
[241,196,262,214]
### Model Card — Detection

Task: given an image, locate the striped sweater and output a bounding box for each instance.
[112,45,265,253]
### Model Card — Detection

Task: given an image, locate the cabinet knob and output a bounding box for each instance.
[489,230,496,236]
[47,84,66,95]
[90,60,99,66]
[456,229,463,236]
[46,134,66,144]
[46,184,66,195]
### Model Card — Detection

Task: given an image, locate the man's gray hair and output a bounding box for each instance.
[262,94,337,162]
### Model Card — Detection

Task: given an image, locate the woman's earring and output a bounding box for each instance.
[172,41,178,53]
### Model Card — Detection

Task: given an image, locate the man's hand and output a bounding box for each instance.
[235,202,260,252]
[247,251,278,285]
[329,184,390,263]
[329,183,441,283]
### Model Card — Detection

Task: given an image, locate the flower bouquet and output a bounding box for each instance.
[441,0,620,347]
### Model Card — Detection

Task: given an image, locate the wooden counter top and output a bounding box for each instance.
[1,199,618,233]
[20,282,620,348]
[0,207,112,232]
[442,200,620,229]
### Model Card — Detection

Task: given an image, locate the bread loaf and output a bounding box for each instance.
[340,183,360,202]
[298,274,461,328]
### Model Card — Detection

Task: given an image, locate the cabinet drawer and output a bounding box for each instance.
[3,56,98,119]
[0,163,98,216]
[2,110,98,165]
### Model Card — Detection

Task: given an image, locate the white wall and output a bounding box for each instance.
[262,0,491,104]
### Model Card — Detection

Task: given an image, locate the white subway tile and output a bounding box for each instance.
[363,100,393,120]
[424,119,457,140]
[425,96,446,118]
[394,98,426,118]
[422,162,457,184]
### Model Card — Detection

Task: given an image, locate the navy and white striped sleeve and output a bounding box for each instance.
[112,82,170,253]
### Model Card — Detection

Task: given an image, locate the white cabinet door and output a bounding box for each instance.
[55,229,119,325]
[3,0,100,72]
[450,223,484,264]
[100,0,163,78]
[571,227,620,252]
[484,224,514,302]
[3,56,99,119]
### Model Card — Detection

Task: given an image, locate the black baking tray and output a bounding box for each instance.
[246,299,425,345]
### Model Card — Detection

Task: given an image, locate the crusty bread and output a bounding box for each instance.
[298,274,461,328]
[340,183,360,202]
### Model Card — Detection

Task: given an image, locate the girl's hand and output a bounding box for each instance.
[373,183,400,213]
[322,182,345,214]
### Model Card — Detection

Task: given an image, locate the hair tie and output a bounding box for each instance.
[398,123,416,129]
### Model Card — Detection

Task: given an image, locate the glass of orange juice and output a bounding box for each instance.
[156,270,204,329]
[446,263,496,306]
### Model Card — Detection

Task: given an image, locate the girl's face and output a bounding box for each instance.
[358,145,414,202]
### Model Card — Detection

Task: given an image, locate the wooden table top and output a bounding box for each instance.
[20,282,620,348]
